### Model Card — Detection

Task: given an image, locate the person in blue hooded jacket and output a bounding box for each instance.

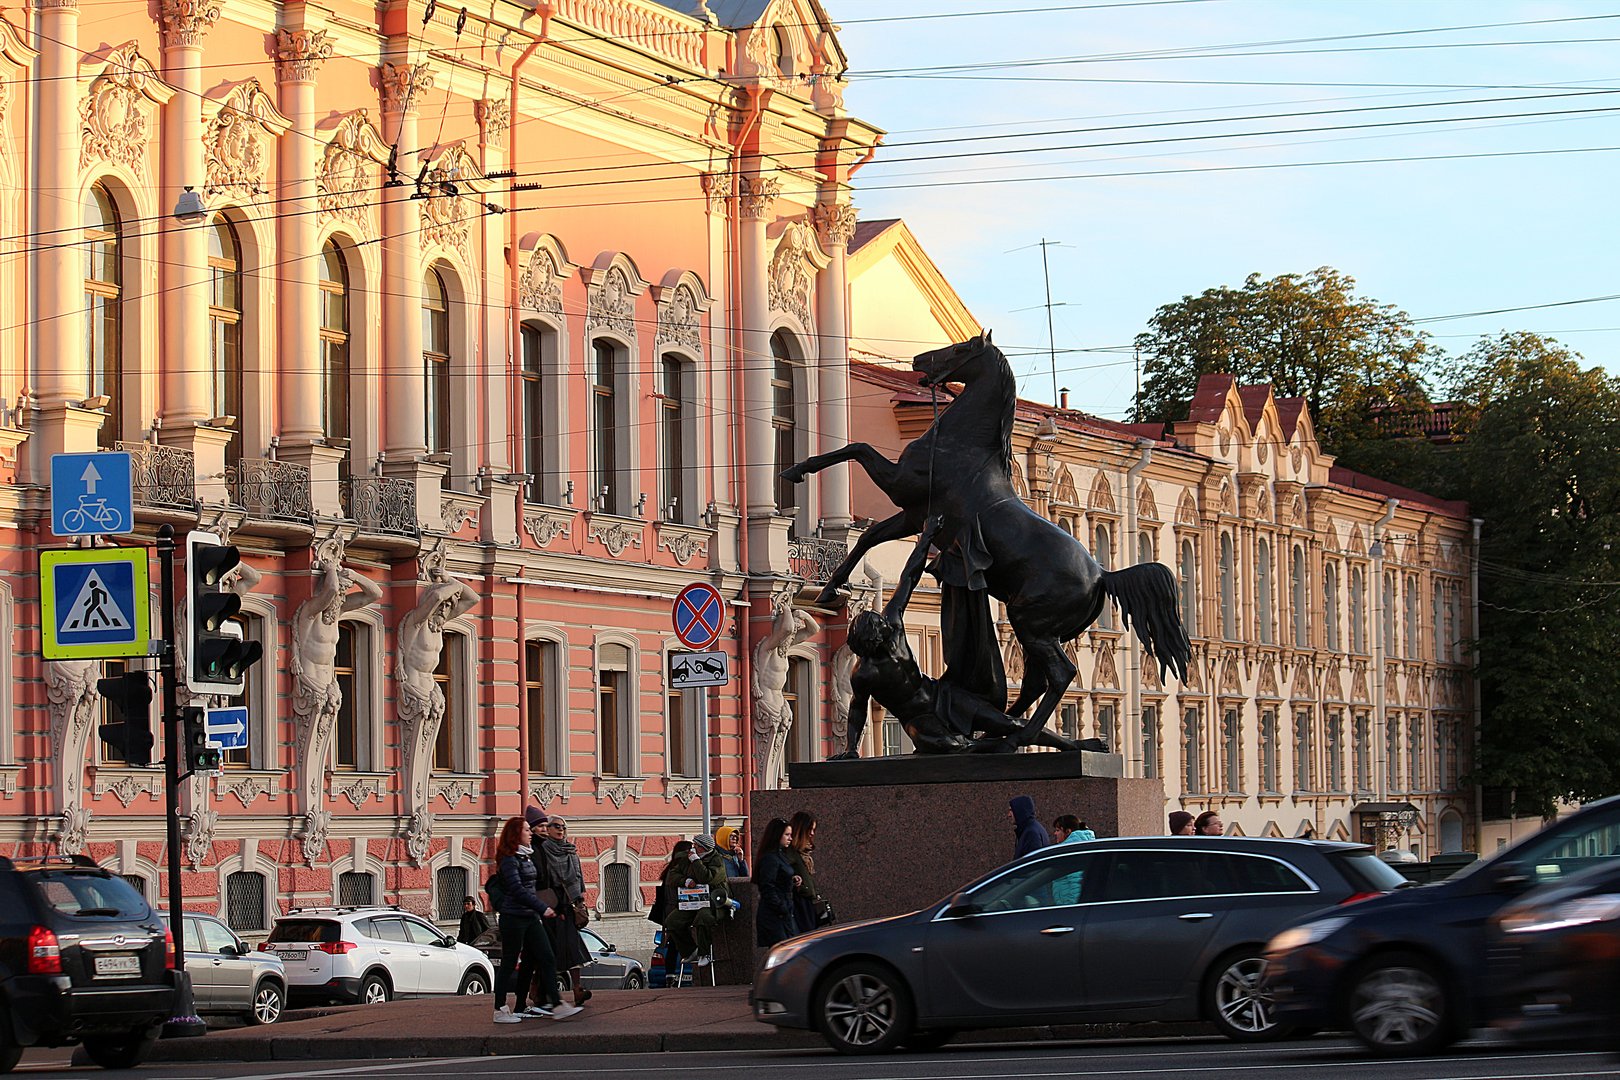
[1009,795,1050,857]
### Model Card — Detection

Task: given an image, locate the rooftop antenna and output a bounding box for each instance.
[1038,237,1060,405]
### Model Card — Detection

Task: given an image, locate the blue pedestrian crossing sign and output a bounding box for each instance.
[40,548,152,660]
[205,707,249,750]
[51,452,133,537]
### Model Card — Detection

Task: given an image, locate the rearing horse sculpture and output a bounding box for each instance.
[781,332,1191,745]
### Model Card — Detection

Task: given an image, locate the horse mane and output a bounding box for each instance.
[984,338,1015,476]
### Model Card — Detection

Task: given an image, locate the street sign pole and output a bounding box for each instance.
[698,688,711,838]
[156,524,204,1038]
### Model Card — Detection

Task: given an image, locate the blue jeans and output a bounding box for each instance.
[494,915,559,1009]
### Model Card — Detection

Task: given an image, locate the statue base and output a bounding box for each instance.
[739,755,1164,974]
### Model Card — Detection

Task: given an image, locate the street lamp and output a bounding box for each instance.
[172,185,206,224]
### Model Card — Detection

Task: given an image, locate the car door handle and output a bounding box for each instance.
[1040,926,1076,936]
[378,948,392,954]
[1178,912,1215,922]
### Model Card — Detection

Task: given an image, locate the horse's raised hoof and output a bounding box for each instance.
[810,586,850,610]
[779,465,806,484]
[827,750,860,761]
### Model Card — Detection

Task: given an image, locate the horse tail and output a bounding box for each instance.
[1100,563,1192,684]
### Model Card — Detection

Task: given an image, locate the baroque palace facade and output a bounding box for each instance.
[0,0,878,944]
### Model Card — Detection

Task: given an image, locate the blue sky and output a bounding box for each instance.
[835,0,1620,419]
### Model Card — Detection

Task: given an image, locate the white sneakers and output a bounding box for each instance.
[522,1005,553,1017]
[695,955,713,968]
[495,1002,583,1022]
[493,1006,522,1024]
[549,1003,584,1020]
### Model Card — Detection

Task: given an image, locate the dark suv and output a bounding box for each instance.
[0,855,175,1072]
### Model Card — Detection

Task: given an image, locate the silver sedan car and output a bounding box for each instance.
[753,836,1405,1054]
[163,913,287,1025]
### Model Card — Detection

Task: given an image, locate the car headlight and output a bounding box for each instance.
[1502,893,1620,935]
[1267,916,1351,955]
[761,940,810,971]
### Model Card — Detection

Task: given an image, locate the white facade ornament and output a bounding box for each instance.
[524,507,573,547]
[810,201,858,248]
[216,771,272,808]
[159,0,222,49]
[738,174,780,220]
[317,111,388,228]
[701,171,734,213]
[405,808,433,866]
[418,143,481,256]
[587,515,643,557]
[752,602,820,790]
[291,554,382,833]
[301,808,331,863]
[79,42,174,172]
[666,781,700,808]
[381,60,435,115]
[529,779,570,806]
[396,571,476,843]
[46,659,99,852]
[203,80,292,199]
[656,283,701,353]
[475,98,510,145]
[586,266,637,339]
[433,776,479,808]
[767,223,815,329]
[656,524,709,565]
[275,27,332,83]
[186,806,218,868]
[58,806,91,856]
[519,247,565,317]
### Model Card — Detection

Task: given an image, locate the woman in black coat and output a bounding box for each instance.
[754,817,802,948]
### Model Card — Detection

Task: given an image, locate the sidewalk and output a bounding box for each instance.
[146,986,1213,1063]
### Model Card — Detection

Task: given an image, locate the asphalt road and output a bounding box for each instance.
[13,1036,1620,1080]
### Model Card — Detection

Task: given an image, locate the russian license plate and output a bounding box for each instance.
[277,949,307,961]
[94,954,141,978]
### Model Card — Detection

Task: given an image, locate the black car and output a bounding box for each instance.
[1488,853,1620,1048]
[1263,793,1620,1057]
[752,836,1405,1054]
[0,854,176,1073]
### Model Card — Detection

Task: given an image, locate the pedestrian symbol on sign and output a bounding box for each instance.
[62,569,131,632]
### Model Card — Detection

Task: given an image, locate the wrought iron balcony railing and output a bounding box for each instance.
[788,535,847,584]
[343,476,418,536]
[227,458,313,522]
[114,441,195,509]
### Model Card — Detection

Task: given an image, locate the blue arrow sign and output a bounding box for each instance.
[51,452,133,537]
[205,706,249,750]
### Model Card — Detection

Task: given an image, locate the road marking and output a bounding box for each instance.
[197,1056,511,1080]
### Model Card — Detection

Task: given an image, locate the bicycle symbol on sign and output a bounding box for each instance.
[60,494,125,534]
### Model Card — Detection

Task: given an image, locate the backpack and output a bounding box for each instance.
[485,870,506,911]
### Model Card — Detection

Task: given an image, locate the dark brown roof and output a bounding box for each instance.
[1328,465,1469,517]
[848,218,900,254]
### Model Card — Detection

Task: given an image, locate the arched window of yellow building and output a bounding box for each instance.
[84,183,123,449]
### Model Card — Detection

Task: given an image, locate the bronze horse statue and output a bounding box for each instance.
[781,332,1190,745]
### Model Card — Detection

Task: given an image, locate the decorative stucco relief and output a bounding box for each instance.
[586,265,637,339]
[203,80,291,199]
[767,223,815,328]
[80,42,174,173]
[656,283,702,353]
[318,111,388,229]
[418,142,482,257]
[275,27,332,82]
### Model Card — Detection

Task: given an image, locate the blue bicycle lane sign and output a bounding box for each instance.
[51,452,133,537]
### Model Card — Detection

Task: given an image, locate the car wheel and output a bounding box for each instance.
[247,979,285,1025]
[0,1030,22,1074]
[1206,950,1291,1042]
[1347,951,1457,1056]
[813,961,914,1056]
[81,1029,159,1070]
[359,973,391,1005]
[624,970,646,990]
[458,969,490,996]
[899,1028,957,1052]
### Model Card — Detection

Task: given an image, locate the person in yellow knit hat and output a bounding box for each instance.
[714,824,750,878]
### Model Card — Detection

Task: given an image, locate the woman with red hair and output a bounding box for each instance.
[489,816,580,1022]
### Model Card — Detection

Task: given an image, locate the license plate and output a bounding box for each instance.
[277,949,307,961]
[94,954,141,978]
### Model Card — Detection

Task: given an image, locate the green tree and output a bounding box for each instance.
[1444,333,1620,816]
[1129,267,1434,460]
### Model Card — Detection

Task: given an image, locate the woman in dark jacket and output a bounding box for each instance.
[534,815,594,1007]
[754,817,802,948]
[786,810,821,931]
[490,817,578,1022]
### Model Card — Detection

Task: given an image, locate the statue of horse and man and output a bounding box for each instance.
[779,331,1191,757]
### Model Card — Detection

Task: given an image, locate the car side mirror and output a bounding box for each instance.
[605,943,618,954]
[1490,862,1532,892]
[439,937,456,948]
[941,891,982,919]
[220,944,241,957]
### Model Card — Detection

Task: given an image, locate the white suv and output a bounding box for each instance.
[260,907,493,1005]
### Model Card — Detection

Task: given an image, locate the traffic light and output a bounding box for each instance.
[185,531,263,696]
[180,707,220,775]
[97,671,154,767]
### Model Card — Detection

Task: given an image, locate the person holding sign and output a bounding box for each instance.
[664,833,731,967]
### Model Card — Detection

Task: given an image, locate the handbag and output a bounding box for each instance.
[536,886,562,910]
[572,898,590,928]
[648,883,669,924]
[814,898,836,927]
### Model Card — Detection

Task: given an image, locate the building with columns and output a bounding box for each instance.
[0,0,878,947]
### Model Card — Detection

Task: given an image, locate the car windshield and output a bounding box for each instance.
[1453,798,1620,888]
[267,919,340,943]
[33,871,147,918]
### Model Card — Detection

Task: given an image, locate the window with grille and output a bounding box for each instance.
[435,866,468,922]
[603,863,631,913]
[338,871,375,906]
[226,870,267,932]
[121,874,147,898]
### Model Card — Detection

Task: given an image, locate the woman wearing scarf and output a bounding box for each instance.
[534,815,595,1007]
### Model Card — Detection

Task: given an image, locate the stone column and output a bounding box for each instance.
[476,98,520,545]
[379,57,444,526]
[739,174,788,573]
[159,0,228,497]
[273,25,344,512]
[812,201,856,531]
[30,0,98,478]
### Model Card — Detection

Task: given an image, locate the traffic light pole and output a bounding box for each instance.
[155,524,204,1037]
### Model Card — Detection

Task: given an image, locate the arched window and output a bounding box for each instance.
[603,863,632,913]
[423,265,452,483]
[773,25,794,75]
[592,340,618,512]
[225,870,267,932]
[432,631,465,772]
[1137,530,1153,565]
[1325,563,1341,652]
[1094,525,1114,629]
[435,866,468,922]
[1182,706,1202,794]
[770,330,802,519]
[1178,539,1198,636]
[520,323,549,503]
[1382,571,1397,657]
[337,870,375,906]
[1349,566,1366,653]
[1256,539,1273,645]
[1219,533,1236,640]
[85,183,123,449]
[1404,573,1419,659]
[598,643,633,776]
[659,354,690,522]
[1432,581,1444,661]
[318,240,351,442]
[1291,545,1308,648]
[208,215,243,465]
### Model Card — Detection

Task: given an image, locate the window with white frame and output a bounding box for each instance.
[333,622,367,769]
[1431,580,1444,661]
[1325,711,1344,791]
[1408,718,1425,792]
[785,657,816,764]
[1353,713,1372,792]
[1404,573,1419,659]
[1182,706,1202,794]
[208,214,244,468]
[1219,532,1236,640]
[659,353,694,524]
[338,870,375,906]
[1178,539,1198,636]
[667,682,700,777]
[526,639,563,775]
[603,863,632,913]
[1259,707,1279,792]
[1257,538,1274,645]
[85,183,125,449]
[1292,707,1313,792]
[432,631,467,773]
[1094,524,1115,629]
[225,870,267,932]
[591,340,621,514]
[1385,715,1402,792]
[1141,705,1160,779]
[1291,545,1308,648]
[318,239,352,444]
[222,613,266,769]
[520,323,550,502]
[1350,566,1367,653]
[1382,571,1397,658]
[1324,562,1341,652]
[1222,708,1241,792]
[770,330,804,523]
[435,866,468,922]
[598,643,634,776]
